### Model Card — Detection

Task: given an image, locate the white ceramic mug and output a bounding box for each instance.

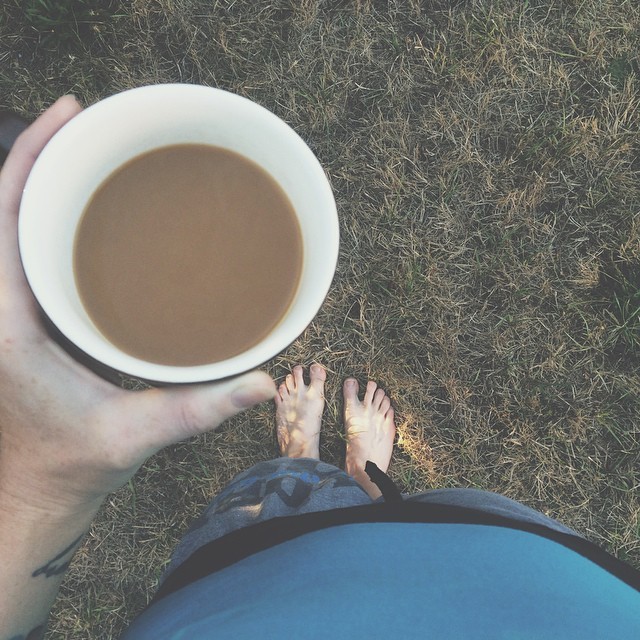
[18,84,339,383]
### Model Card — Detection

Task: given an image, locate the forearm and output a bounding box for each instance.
[0,479,102,639]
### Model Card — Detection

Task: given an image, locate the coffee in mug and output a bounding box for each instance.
[74,143,303,366]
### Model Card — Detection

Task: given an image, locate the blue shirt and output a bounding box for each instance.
[123,522,640,638]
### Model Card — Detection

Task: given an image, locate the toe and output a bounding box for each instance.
[293,365,304,389]
[364,380,377,405]
[385,407,395,425]
[277,382,288,401]
[373,388,385,409]
[309,363,327,393]
[285,373,295,392]
[343,377,360,403]
[380,396,391,414]
[310,362,326,381]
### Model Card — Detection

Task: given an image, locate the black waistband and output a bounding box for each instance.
[152,500,640,604]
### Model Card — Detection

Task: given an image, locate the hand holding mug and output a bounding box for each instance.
[0,96,276,511]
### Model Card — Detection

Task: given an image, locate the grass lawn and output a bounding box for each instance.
[1,0,639,637]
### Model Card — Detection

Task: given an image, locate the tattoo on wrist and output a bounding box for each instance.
[31,532,85,579]
[7,624,45,640]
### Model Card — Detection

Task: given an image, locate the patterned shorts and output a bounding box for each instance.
[161,457,577,585]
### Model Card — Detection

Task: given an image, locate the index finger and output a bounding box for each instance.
[0,96,82,305]
[0,96,82,214]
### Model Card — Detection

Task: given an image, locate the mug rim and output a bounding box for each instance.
[18,84,339,383]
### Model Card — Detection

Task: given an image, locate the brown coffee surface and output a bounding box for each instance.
[74,144,302,366]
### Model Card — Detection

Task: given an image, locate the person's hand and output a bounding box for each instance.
[0,96,276,514]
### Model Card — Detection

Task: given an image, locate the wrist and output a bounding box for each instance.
[0,453,105,521]
[0,471,98,640]
[0,483,103,528]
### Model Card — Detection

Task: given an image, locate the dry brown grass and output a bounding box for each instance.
[1,0,639,637]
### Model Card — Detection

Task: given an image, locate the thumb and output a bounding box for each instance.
[125,370,276,455]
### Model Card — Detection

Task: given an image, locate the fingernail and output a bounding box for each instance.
[231,385,259,408]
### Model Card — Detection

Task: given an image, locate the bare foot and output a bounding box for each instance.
[275,364,326,458]
[343,378,396,499]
